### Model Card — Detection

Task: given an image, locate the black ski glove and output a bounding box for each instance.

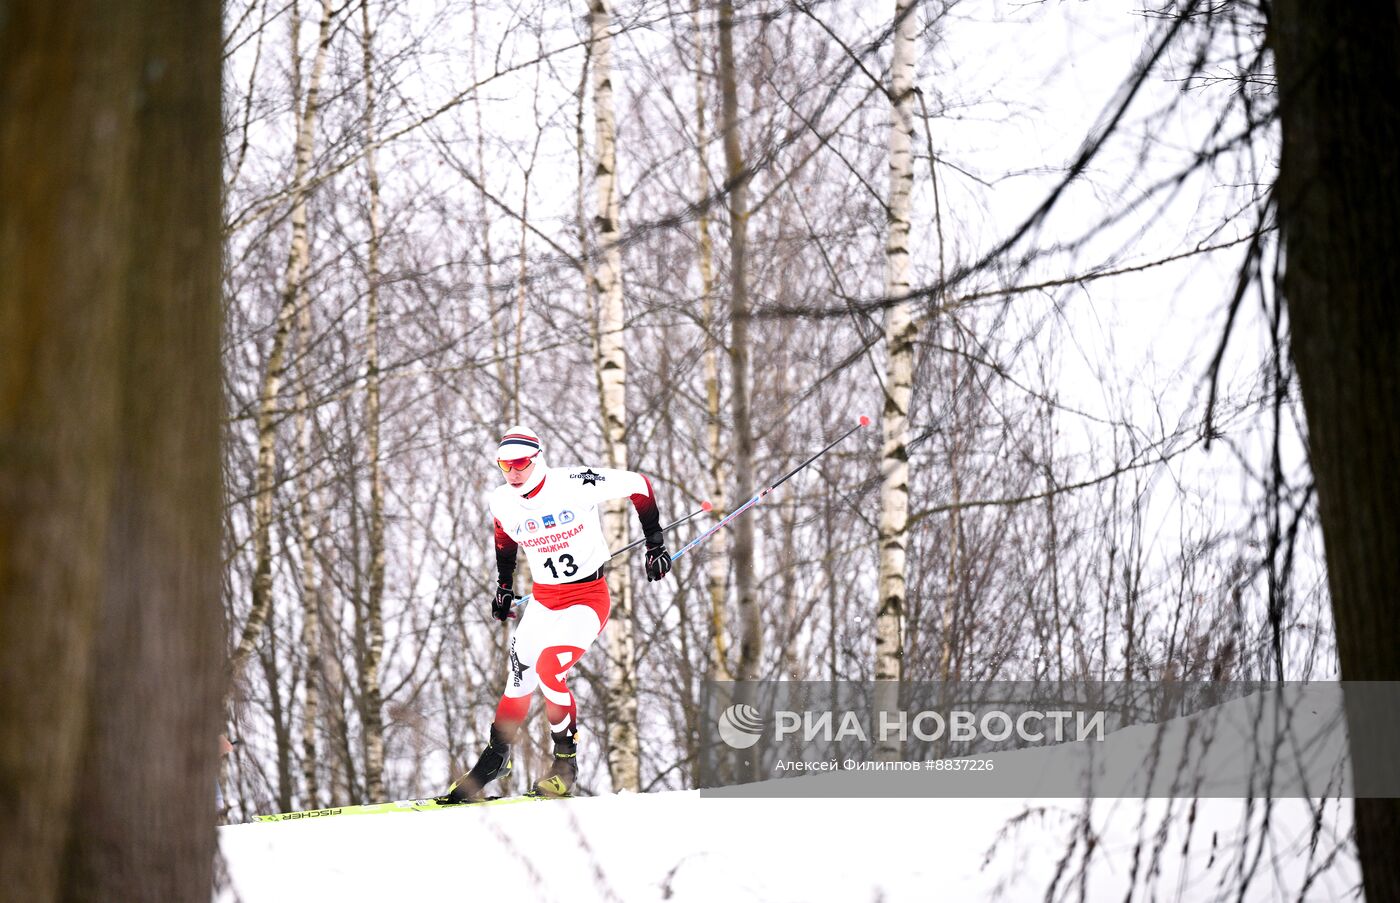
[644,531,672,582]
[491,582,515,621]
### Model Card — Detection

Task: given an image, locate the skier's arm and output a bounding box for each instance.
[586,468,658,515]
[628,473,662,541]
[577,467,671,580]
[628,474,672,583]
[494,518,518,586]
[492,518,518,620]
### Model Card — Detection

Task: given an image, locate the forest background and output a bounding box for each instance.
[5,0,1398,899]
[219,0,1313,812]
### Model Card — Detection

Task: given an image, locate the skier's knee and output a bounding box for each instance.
[535,644,585,694]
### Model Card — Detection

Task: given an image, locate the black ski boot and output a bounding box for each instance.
[529,729,578,798]
[440,726,513,804]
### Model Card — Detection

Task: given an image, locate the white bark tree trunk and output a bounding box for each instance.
[231,0,333,677]
[360,0,387,803]
[468,0,505,404]
[293,283,322,808]
[876,0,917,758]
[589,0,641,792]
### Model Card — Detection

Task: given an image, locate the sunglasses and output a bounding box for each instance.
[497,456,536,473]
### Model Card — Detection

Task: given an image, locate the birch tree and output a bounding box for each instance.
[359,0,388,803]
[231,0,334,676]
[875,0,917,757]
[293,274,322,807]
[469,0,506,406]
[589,0,642,793]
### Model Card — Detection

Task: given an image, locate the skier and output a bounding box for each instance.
[442,425,672,802]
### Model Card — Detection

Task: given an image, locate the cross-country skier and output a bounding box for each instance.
[441,425,672,802]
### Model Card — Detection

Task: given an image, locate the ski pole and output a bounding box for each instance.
[508,501,714,617]
[610,499,713,557]
[670,414,870,564]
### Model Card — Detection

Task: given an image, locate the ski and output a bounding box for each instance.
[252,793,568,822]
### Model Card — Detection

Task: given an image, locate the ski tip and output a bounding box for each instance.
[701,500,713,511]
[858,415,871,427]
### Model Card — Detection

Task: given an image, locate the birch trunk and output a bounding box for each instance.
[576,41,594,321]
[261,611,294,813]
[693,0,732,682]
[360,0,388,803]
[468,0,505,400]
[0,0,225,896]
[718,0,760,684]
[513,166,531,422]
[292,284,322,808]
[513,41,545,423]
[589,0,641,793]
[231,0,333,676]
[876,0,917,759]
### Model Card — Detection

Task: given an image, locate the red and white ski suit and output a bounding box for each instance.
[488,464,661,738]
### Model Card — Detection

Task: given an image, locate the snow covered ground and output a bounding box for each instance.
[218,791,1357,901]
[218,688,1361,901]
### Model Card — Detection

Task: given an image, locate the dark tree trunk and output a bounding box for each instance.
[717,0,760,684]
[1272,2,1400,900]
[0,1,225,899]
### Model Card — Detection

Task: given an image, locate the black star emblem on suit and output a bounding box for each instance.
[509,648,531,687]
[578,468,603,486]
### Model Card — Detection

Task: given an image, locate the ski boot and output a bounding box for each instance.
[440,726,513,804]
[528,729,578,798]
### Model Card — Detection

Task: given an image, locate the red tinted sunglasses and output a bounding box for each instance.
[497,456,536,473]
